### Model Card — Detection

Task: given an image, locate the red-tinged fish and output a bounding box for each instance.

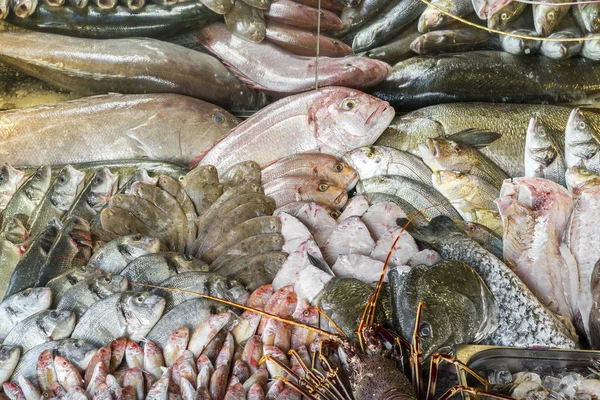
[241,336,263,374]
[265,22,354,57]
[0,93,239,167]
[86,363,108,395]
[164,328,189,368]
[125,341,143,369]
[264,0,342,31]
[231,360,249,384]
[85,346,111,386]
[197,86,394,169]
[36,350,56,392]
[109,338,127,373]
[209,365,228,400]
[188,313,231,358]
[2,382,25,400]
[143,340,165,381]
[54,356,84,391]
[242,369,267,392]
[123,368,144,400]
[263,176,348,210]
[197,24,391,97]
[224,383,245,400]
[172,352,197,388]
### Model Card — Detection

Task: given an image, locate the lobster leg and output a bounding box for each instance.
[425,353,490,400]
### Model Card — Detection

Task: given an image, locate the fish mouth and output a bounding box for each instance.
[334,191,349,205]
[366,104,388,125]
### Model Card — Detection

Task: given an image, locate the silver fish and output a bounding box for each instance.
[0,288,52,341]
[3,310,76,353]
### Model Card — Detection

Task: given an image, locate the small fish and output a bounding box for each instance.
[46,265,105,301]
[66,167,119,222]
[122,252,208,289]
[56,274,129,317]
[3,310,76,353]
[500,29,541,55]
[525,116,566,186]
[410,28,492,55]
[539,14,582,59]
[87,234,162,274]
[0,165,26,212]
[0,288,52,341]
[390,260,498,359]
[0,346,20,385]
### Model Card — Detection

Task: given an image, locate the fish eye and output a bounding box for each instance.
[547,11,555,20]
[538,128,546,137]
[133,234,142,241]
[579,121,587,130]
[212,113,225,124]
[582,168,591,175]
[136,296,145,303]
[466,223,476,232]
[318,183,330,192]
[178,175,185,182]
[330,211,341,218]
[500,12,508,20]
[103,276,112,283]
[21,289,31,297]
[333,163,344,172]
[183,254,193,261]
[57,174,67,184]
[50,311,58,318]
[35,170,43,179]
[419,321,432,338]
[0,175,5,184]
[342,98,357,111]
[454,145,462,154]
[303,310,311,317]
[74,342,81,348]
[378,176,387,183]
[93,175,102,185]
[366,151,375,158]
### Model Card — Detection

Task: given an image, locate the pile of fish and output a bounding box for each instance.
[487,370,600,399]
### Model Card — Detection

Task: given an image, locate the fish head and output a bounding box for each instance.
[54,165,86,200]
[0,164,25,195]
[488,2,525,30]
[410,36,426,54]
[182,109,238,165]
[42,310,76,340]
[308,88,395,155]
[565,163,600,194]
[170,253,210,273]
[122,292,166,341]
[534,6,560,37]
[319,157,359,191]
[5,287,53,317]
[212,276,250,304]
[462,221,494,245]
[566,108,600,161]
[0,345,20,369]
[582,5,600,32]
[419,139,475,173]
[93,274,129,297]
[25,165,52,202]
[119,234,163,261]
[88,167,119,211]
[4,217,27,244]
[168,328,190,345]
[418,8,445,33]
[58,340,99,371]
[342,145,391,181]
[432,170,472,200]
[307,179,348,208]
[525,117,556,168]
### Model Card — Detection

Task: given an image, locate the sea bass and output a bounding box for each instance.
[198,87,394,170]
[0,93,239,167]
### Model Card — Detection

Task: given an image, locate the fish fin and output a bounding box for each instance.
[447,129,502,149]
[307,253,334,276]
[215,57,272,93]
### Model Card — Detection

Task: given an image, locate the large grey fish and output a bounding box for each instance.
[372,52,600,110]
[356,175,463,221]
[56,274,129,317]
[0,32,263,110]
[28,165,87,239]
[389,260,498,359]
[408,216,578,348]
[0,94,239,167]
[70,291,165,345]
[5,221,61,298]
[66,167,119,222]
[565,108,600,174]
[525,116,566,186]
[121,253,209,289]
[37,216,93,286]
[46,265,105,301]
[151,272,248,312]
[343,145,432,184]
[0,346,19,385]
[351,0,426,51]
[146,298,232,348]
[3,310,76,353]
[0,165,26,212]
[0,288,52,341]
[197,24,391,97]
[87,234,162,274]
[376,102,574,177]
[315,278,389,340]
[1,165,52,232]
[198,86,394,171]
[9,340,97,385]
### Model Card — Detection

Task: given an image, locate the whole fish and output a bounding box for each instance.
[376,102,573,177]
[351,0,426,51]
[56,274,129,317]
[261,154,358,191]
[410,28,492,55]
[28,165,87,238]
[566,164,600,195]
[3,310,76,353]
[197,23,391,97]
[1,165,51,231]
[46,265,105,301]
[211,233,284,270]
[372,52,600,110]
[87,234,161,274]
[214,251,288,291]
[263,176,348,209]
[0,94,239,167]
[65,167,119,222]
[265,22,354,57]
[6,2,220,39]
[461,221,504,260]
[432,171,502,234]
[533,0,571,35]
[390,260,498,358]
[540,14,582,59]
[487,1,526,30]
[0,219,28,300]
[0,165,26,212]
[121,253,209,288]
[9,340,97,385]
[198,87,394,170]
[0,31,263,116]
[315,277,389,339]
[356,175,463,221]
[343,145,432,184]
[564,184,600,340]
[264,0,342,31]
[565,108,600,174]
[408,215,577,348]
[357,21,421,65]
[524,116,566,186]
[224,0,265,43]
[37,216,93,286]
[0,288,52,341]
[71,291,165,345]
[419,136,509,189]
[418,0,474,31]
[0,346,19,385]
[496,178,577,325]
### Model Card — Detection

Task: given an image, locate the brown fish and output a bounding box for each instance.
[265,22,354,57]
[264,0,343,31]
[263,176,348,209]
